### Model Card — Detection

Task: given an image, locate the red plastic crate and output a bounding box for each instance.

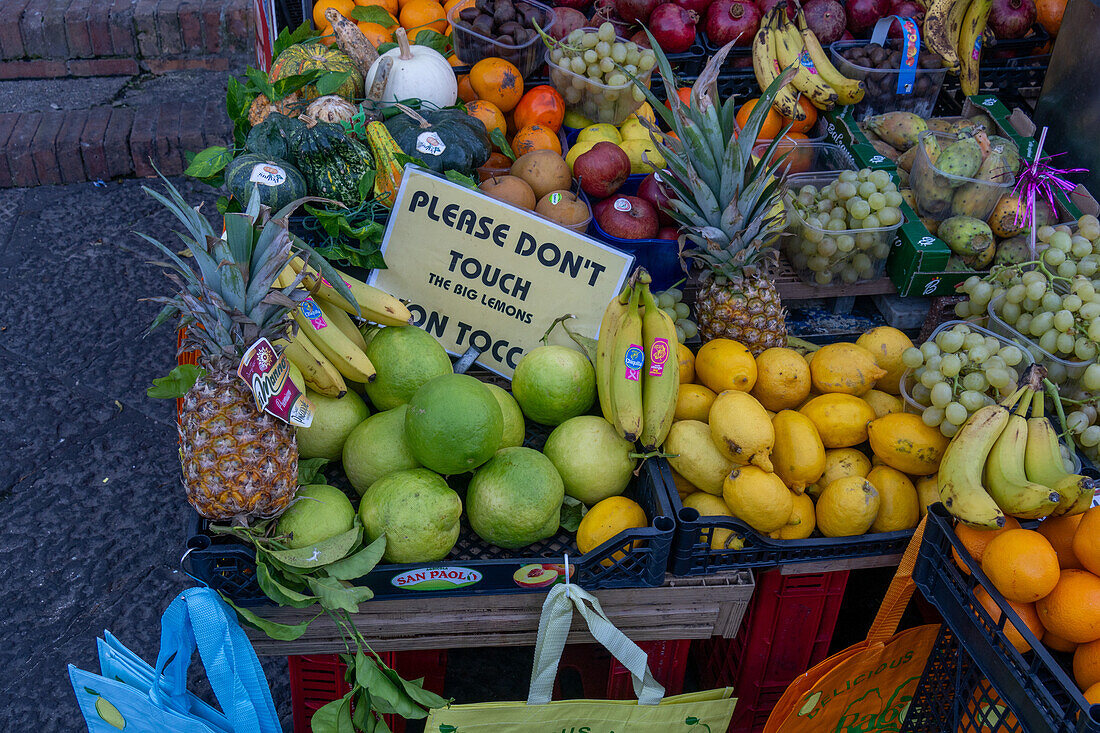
[691,569,849,733]
[553,639,691,700]
[288,650,447,733]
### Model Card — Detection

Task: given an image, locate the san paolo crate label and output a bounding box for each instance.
[391,566,484,590]
[237,337,313,427]
[369,167,634,378]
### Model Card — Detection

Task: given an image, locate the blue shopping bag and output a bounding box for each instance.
[68,587,281,733]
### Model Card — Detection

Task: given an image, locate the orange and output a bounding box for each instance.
[1036,569,1100,643]
[470,57,524,112]
[317,23,337,45]
[953,517,1022,574]
[399,0,447,33]
[513,85,566,132]
[447,53,462,67]
[457,74,476,103]
[1036,0,1067,35]
[981,529,1060,603]
[1075,638,1100,691]
[1040,513,1085,569]
[770,134,813,174]
[664,86,692,110]
[577,496,648,566]
[1072,506,1100,575]
[465,100,506,141]
[735,98,783,142]
[313,0,356,27]
[1087,682,1100,705]
[355,0,398,18]
[512,124,561,156]
[356,21,393,46]
[1045,631,1078,653]
[973,587,1044,653]
[785,96,818,134]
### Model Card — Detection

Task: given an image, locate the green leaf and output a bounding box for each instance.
[266,526,361,569]
[310,691,354,733]
[443,170,477,190]
[376,41,397,54]
[184,146,232,179]
[272,69,326,100]
[273,21,315,60]
[413,29,451,55]
[256,558,319,608]
[222,595,317,640]
[325,535,386,581]
[307,574,374,613]
[560,495,585,532]
[352,689,371,731]
[226,75,252,123]
[490,128,515,160]
[351,5,397,25]
[356,652,424,718]
[217,196,241,214]
[316,70,352,97]
[298,457,330,484]
[382,666,449,711]
[246,67,276,102]
[358,169,377,201]
[147,364,205,399]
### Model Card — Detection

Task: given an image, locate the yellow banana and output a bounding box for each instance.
[596,286,632,426]
[923,0,963,72]
[276,331,347,398]
[983,390,1061,519]
[945,0,970,69]
[294,297,377,383]
[794,10,865,104]
[289,256,413,327]
[639,281,679,451]
[765,13,808,120]
[958,0,992,96]
[316,298,368,351]
[773,14,839,110]
[938,403,1010,529]
[752,7,780,95]
[1024,390,1093,515]
[609,284,644,443]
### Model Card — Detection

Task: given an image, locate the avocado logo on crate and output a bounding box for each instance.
[392,566,483,591]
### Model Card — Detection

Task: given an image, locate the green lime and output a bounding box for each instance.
[342,404,421,495]
[275,484,356,549]
[405,374,503,474]
[364,326,453,410]
[486,383,525,450]
[296,389,369,460]
[467,447,565,549]
[543,415,637,506]
[511,345,596,426]
[358,468,462,562]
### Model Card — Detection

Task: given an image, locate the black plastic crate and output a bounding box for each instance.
[939,55,1050,110]
[909,504,1100,732]
[984,24,1052,61]
[183,438,676,605]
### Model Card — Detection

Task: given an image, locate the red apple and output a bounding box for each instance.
[595,195,660,239]
[573,142,632,199]
[657,226,680,240]
[636,171,675,225]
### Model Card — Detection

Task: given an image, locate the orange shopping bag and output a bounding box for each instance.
[763,516,939,732]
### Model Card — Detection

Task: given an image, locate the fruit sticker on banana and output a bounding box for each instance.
[624,344,645,382]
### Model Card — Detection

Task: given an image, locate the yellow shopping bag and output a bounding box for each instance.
[425,581,737,732]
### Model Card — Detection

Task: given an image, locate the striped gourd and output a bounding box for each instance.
[366,121,404,208]
[289,114,373,206]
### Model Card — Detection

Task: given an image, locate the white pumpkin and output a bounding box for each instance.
[363,27,457,109]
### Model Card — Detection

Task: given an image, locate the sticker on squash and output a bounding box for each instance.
[415,131,447,157]
[249,163,287,186]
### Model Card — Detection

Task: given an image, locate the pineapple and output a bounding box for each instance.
[629,33,797,355]
[141,178,353,522]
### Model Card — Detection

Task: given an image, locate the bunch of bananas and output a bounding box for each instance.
[274,257,413,397]
[939,366,1096,529]
[596,269,680,451]
[924,0,993,95]
[751,4,865,121]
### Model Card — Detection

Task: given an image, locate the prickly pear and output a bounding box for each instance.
[920,134,941,166]
[945,255,971,272]
[926,118,956,134]
[994,235,1033,267]
[871,140,900,161]
[897,145,918,172]
[988,193,1027,238]
[934,137,983,182]
[910,157,954,219]
[952,150,1013,219]
[865,112,928,151]
[919,215,940,236]
[989,135,1021,175]
[968,111,997,135]
[940,216,995,264]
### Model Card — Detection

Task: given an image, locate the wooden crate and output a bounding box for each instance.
[245,571,755,655]
[680,254,895,305]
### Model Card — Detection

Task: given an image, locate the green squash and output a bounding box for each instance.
[290,115,374,206]
[245,113,305,162]
[269,43,364,102]
[225,154,307,211]
[384,107,491,177]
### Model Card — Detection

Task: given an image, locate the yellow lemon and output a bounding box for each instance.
[563,109,593,129]
[771,410,825,492]
[723,465,793,533]
[695,338,757,393]
[857,326,916,395]
[817,476,880,537]
[664,419,733,495]
[678,343,695,384]
[675,383,717,422]
[867,465,920,532]
[864,389,903,419]
[577,496,647,566]
[620,138,665,174]
[799,393,877,448]
[751,347,812,411]
[867,412,950,476]
[915,474,939,518]
[710,390,774,471]
[577,123,623,144]
[809,342,887,396]
[683,492,741,550]
[807,447,872,498]
[618,116,651,140]
[771,492,816,540]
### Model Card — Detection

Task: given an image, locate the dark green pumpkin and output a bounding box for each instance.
[225,153,306,211]
[245,113,305,162]
[384,107,491,177]
[290,116,374,206]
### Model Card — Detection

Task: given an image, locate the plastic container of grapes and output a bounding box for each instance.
[908,130,1016,222]
[546,30,655,126]
[751,141,856,176]
[781,171,904,287]
[986,293,1091,387]
[899,320,1036,413]
[448,0,554,79]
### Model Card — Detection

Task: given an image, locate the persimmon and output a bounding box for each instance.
[513,85,565,132]
[313,0,355,27]
[512,124,561,156]
[470,57,524,112]
[399,0,447,34]
[466,100,507,141]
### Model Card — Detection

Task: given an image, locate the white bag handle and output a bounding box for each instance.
[527,580,665,706]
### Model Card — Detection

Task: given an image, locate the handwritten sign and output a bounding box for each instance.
[369,168,634,378]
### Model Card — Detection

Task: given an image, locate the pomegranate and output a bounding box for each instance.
[631,29,652,46]
[649,3,699,51]
[615,0,662,24]
[757,0,796,20]
[888,1,924,36]
[657,226,680,240]
[989,0,1036,39]
[552,0,591,8]
[706,0,760,46]
[550,7,588,39]
[846,0,887,36]
[802,0,846,44]
[637,172,676,225]
[674,0,715,15]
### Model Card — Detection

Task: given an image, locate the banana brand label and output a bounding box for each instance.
[624,344,645,381]
[237,337,314,428]
[799,50,818,75]
[415,131,447,157]
[648,337,669,376]
[300,298,328,329]
[248,163,286,186]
